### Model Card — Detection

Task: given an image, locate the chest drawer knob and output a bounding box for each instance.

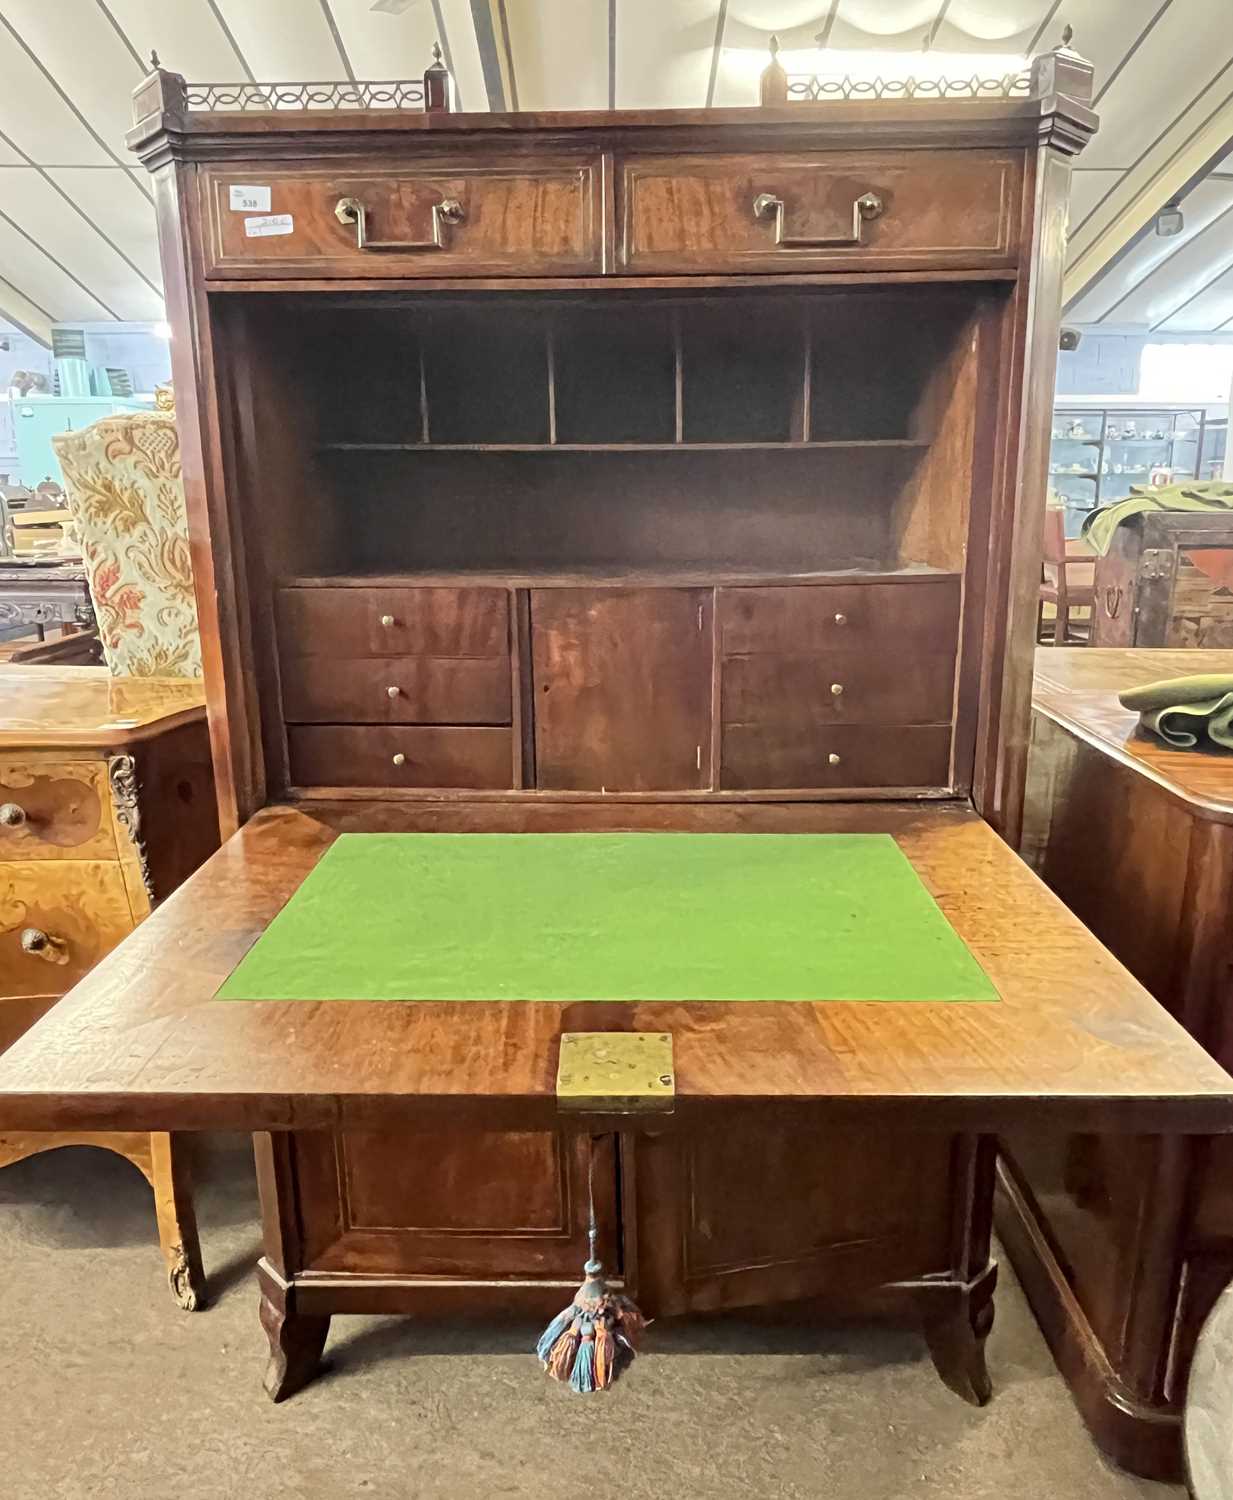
[753,189,884,249]
[830,683,844,697]
[0,801,26,827]
[380,614,396,628]
[335,194,465,253]
[392,752,407,767]
[833,612,847,626]
[827,752,842,767]
[386,685,401,699]
[20,927,69,965]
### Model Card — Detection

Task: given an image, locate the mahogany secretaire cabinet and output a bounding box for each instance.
[123,40,1102,1408]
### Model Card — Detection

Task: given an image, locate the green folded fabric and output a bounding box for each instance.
[1081,482,1233,557]
[1118,674,1233,750]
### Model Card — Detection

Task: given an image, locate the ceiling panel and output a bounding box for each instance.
[1068,169,1123,229]
[212,0,345,83]
[102,0,252,81]
[0,210,112,321]
[0,274,53,341]
[0,20,112,164]
[326,0,439,82]
[0,0,142,159]
[618,0,719,109]
[1091,201,1233,331]
[46,167,164,287]
[1156,265,1233,334]
[0,167,163,319]
[1067,176,1233,322]
[508,0,607,112]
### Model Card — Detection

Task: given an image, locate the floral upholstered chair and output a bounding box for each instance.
[51,409,202,678]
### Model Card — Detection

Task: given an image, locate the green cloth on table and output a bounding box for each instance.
[1119,674,1233,750]
[1081,482,1233,557]
[216,832,998,1004]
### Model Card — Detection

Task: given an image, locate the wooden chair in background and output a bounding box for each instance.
[1038,504,1095,645]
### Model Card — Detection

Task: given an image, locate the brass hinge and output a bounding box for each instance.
[556,1032,675,1114]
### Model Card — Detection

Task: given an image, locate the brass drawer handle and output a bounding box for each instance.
[20,927,69,965]
[827,753,842,767]
[387,685,401,699]
[392,752,407,767]
[833,612,848,626]
[335,195,464,252]
[0,801,26,827]
[753,190,883,249]
[830,683,844,697]
[380,614,396,628]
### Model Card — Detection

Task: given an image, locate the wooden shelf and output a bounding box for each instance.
[319,439,928,454]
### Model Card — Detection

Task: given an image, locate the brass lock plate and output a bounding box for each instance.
[555,1032,675,1113]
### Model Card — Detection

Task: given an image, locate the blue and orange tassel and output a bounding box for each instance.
[537,1138,646,1392]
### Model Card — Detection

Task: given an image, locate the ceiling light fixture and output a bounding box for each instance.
[1155,200,1184,237]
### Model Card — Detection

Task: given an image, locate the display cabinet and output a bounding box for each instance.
[1048,405,1205,536]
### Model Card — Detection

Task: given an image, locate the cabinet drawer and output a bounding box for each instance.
[277,587,509,659]
[203,163,603,278]
[719,579,960,655]
[620,152,1018,273]
[281,655,512,725]
[0,760,114,860]
[723,651,955,728]
[0,860,134,1000]
[288,726,513,789]
[722,723,952,791]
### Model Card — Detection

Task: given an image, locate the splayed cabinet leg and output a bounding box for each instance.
[258,1264,330,1402]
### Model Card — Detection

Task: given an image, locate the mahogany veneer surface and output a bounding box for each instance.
[0,799,1229,1137]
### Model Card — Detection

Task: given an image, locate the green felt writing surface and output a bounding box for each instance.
[215,832,997,1003]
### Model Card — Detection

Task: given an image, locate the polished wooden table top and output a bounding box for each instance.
[1033,649,1233,822]
[0,799,1229,1136]
[0,665,206,748]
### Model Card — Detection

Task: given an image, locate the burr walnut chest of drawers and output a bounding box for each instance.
[0,666,218,1308]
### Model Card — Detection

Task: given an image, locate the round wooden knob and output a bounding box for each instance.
[827,752,842,766]
[833,613,847,626]
[0,801,26,827]
[830,683,844,696]
[392,752,406,767]
[386,685,401,698]
[380,614,395,628]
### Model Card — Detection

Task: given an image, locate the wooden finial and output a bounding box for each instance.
[149,48,160,69]
[759,34,788,106]
[423,40,451,113]
[1030,22,1094,104]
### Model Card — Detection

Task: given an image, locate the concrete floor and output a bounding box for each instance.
[0,1137,1184,1500]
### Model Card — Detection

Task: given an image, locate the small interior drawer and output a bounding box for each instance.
[719,579,960,655]
[0,860,134,999]
[620,152,1019,273]
[0,761,114,861]
[721,723,953,792]
[722,651,955,728]
[288,725,513,789]
[281,655,512,725]
[202,162,603,278]
[277,587,510,660]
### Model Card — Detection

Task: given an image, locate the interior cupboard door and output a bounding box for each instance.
[531,588,712,791]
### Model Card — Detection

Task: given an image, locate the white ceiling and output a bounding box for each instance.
[0,0,1230,342]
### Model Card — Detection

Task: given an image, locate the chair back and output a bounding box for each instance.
[1042,503,1067,564]
[52,411,202,677]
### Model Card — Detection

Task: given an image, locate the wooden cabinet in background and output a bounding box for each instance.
[0,667,218,1309]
